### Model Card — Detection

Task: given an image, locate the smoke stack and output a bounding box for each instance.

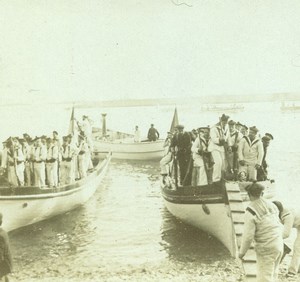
[102,113,107,137]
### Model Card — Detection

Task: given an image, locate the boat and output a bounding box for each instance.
[92,112,167,161]
[161,175,275,280]
[280,101,300,112]
[0,107,112,232]
[160,110,276,280]
[201,104,244,113]
[0,154,111,232]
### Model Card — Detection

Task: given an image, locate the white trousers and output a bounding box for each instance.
[256,247,282,282]
[191,166,208,186]
[46,161,58,187]
[211,151,225,182]
[34,162,45,187]
[78,154,88,179]
[16,163,25,186]
[289,227,300,274]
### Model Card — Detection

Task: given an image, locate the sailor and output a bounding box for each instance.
[257,133,273,181]
[2,138,18,187]
[239,182,283,282]
[33,136,47,188]
[272,201,300,278]
[60,136,76,185]
[170,124,192,186]
[23,134,34,186]
[46,138,59,187]
[226,120,242,179]
[0,213,13,281]
[191,127,213,186]
[160,131,174,181]
[81,115,93,151]
[134,126,141,143]
[14,138,25,186]
[147,124,160,142]
[208,114,229,183]
[77,132,89,179]
[240,124,248,137]
[238,126,263,181]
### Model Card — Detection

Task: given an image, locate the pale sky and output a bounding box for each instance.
[1,0,300,104]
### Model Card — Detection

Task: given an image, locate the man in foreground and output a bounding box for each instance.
[239,182,283,282]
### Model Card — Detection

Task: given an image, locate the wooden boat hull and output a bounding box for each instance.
[93,139,165,160]
[161,180,275,256]
[0,153,112,232]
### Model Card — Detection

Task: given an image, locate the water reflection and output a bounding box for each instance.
[160,206,229,263]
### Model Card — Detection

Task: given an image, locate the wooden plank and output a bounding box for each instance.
[234,223,244,235]
[227,192,243,202]
[228,202,245,212]
[243,249,256,262]
[231,212,245,223]
[243,261,257,276]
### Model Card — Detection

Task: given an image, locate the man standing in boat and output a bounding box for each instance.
[134,126,141,142]
[238,126,263,181]
[191,127,213,186]
[0,213,13,281]
[208,114,229,183]
[13,138,25,186]
[147,124,159,142]
[170,124,192,186]
[226,120,242,180]
[22,135,34,186]
[33,136,47,188]
[239,182,283,282]
[257,133,273,181]
[160,131,174,182]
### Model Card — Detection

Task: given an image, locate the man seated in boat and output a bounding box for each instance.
[257,133,273,181]
[191,127,214,186]
[170,124,192,186]
[208,114,229,184]
[32,136,47,188]
[238,126,263,182]
[147,124,160,142]
[226,120,242,180]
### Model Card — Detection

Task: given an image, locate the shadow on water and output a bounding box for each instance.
[160,207,230,264]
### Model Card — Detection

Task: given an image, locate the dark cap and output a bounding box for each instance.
[151,123,154,126]
[228,120,236,126]
[245,182,265,196]
[249,126,259,133]
[242,124,248,130]
[220,114,230,121]
[262,136,271,142]
[175,124,184,129]
[265,133,274,140]
[272,201,283,214]
[53,131,58,135]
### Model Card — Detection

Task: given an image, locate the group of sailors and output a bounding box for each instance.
[0,116,94,188]
[160,113,273,186]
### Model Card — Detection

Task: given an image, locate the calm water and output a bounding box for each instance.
[1,102,299,281]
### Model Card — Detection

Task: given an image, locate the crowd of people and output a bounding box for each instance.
[0,116,94,188]
[160,113,273,186]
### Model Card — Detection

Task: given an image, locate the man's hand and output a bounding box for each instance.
[238,253,244,260]
[255,164,261,170]
[239,160,245,166]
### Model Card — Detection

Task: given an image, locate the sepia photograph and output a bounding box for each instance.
[0,1,300,281]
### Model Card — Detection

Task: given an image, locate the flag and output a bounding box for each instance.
[169,107,179,133]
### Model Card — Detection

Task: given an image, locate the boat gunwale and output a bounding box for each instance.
[0,152,112,200]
